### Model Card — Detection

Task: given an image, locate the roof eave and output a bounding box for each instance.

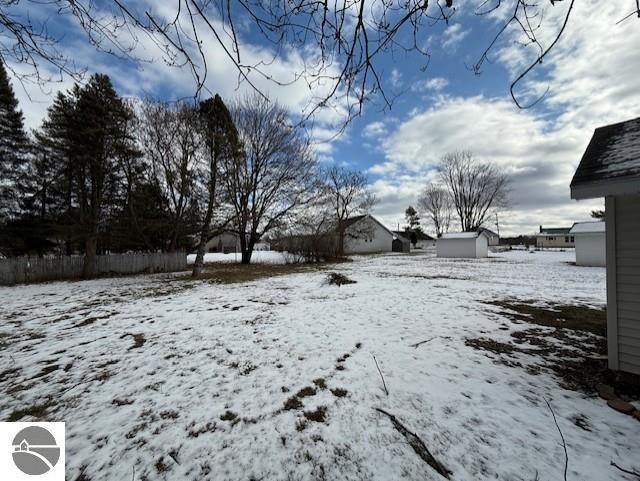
[570,176,640,200]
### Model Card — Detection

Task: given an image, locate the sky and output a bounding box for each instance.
[6,0,640,236]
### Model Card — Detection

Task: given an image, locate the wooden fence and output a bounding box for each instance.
[0,252,188,286]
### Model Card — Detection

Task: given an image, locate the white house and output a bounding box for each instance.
[479,227,500,246]
[536,226,574,248]
[570,116,640,375]
[436,231,490,258]
[342,215,396,254]
[569,221,606,267]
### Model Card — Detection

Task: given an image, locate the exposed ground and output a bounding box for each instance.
[1,249,638,481]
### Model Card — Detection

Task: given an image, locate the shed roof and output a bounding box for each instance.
[570,117,640,199]
[569,221,605,234]
[441,231,486,239]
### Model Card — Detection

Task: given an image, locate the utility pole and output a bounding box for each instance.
[495,212,500,237]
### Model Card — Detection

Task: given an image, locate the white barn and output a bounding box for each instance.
[570,221,605,267]
[570,116,640,375]
[342,215,395,254]
[436,231,490,258]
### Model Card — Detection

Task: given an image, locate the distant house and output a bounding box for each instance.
[570,221,605,267]
[392,230,435,249]
[204,232,270,254]
[341,215,396,254]
[536,226,574,248]
[570,116,640,375]
[436,231,491,258]
[478,227,500,246]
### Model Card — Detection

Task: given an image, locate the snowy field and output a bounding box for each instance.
[1,250,638,481]
[186,250,294,264]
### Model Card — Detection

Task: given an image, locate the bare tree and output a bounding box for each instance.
[322,166,376,256]
[438,151,509,232]
[223,93,316,264]
[418,183,452,238]
[138,100,201,251]
[3,1,632,122]
[191,94,238,277]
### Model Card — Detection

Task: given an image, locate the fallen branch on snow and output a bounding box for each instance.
[544,398,568,481]
[372,355,389,396]
[375,408,451,479]
[611,461,640,479]
[411,338,435,348]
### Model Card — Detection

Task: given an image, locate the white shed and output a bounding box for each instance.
[570,116,640,375]
[569,221,605,267]
[436,231,489,258]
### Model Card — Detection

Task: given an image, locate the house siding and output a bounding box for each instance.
[615,195,640,374]
[536,235,574,248]
[344,217,393,254]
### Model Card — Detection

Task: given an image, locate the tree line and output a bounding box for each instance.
[0,63,375,276]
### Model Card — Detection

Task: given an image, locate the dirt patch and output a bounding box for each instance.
[220,410,238,422]
[487,299,606,336]
[469,299,640,398]
[119,333,146,349]
[303,406,327,423]
[112,398,134,406]
[284,396,303,411]
[326,272,356,286]
[313,378,327,390]
[296,386,317,398]
[331,388,348,398]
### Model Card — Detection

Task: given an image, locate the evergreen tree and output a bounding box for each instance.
[0,61,29,222]
[404,205,420,231]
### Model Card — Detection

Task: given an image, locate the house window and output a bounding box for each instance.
[570,236,574,243]
[565,236,569,243]
[548,236,553,241]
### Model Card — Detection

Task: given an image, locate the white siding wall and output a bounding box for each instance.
[437,238,483,258]
[575,233,606,267]
[344,218,393,254]
[613,195,640,375]
[475,236,489,258]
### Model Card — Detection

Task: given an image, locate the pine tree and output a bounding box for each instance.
[0,61,29,222]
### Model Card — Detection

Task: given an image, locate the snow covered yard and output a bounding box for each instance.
[1,250,638,481]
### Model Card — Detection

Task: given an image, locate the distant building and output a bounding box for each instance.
[341,215,396,254]
[204,232,269,254]
[392,230,435,250]
[536,226,574,248]
[570,116,640,375]
[570,221,606,267]
[436,231,491,258]
[478,227,500,246]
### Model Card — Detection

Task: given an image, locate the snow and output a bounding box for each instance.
[0,250,637,481]
[570,221,606,234]
[441,232,479,239]
[186,250,293,264]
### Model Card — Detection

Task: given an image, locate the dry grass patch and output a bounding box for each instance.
[185,263,328,284]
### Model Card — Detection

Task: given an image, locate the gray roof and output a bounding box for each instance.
[478,227,499,238]
[538,226,571,235]
[571,117,640,199]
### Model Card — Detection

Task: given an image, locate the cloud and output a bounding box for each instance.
[411,77,449,93]
[362,121,387,139]
[367,95,603,235]
[390,68,403,88]
[442,24,471,50]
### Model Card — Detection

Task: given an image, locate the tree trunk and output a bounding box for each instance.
[192,204,214,277]
[83,233,97,278]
